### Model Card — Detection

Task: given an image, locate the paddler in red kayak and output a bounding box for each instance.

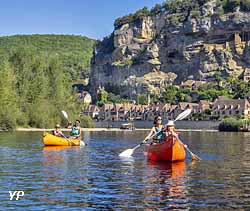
[143,116,165,144]
[165,120,179,138]
[165,120,187,148]
[143,118,181,144]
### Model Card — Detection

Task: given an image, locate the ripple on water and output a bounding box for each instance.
[1,131,250,210]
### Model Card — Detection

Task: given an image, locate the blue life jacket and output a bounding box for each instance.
[70,126,80,136]
[154,127,164,141]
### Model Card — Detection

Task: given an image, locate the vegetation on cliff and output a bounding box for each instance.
[0,35,95,130]
[114,0,250,28]
[114,7,151,28]
[97,74,250,105]
[159,76,250,104]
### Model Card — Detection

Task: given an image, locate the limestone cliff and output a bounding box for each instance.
[90,0,250,100]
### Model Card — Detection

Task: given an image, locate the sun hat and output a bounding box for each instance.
[55,124,60,128]
[166,120,175,126]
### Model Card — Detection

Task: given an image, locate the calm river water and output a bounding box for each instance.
[1,131,250,210]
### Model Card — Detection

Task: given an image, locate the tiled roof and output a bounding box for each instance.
[100,104,113,112]
[178,102,199,110]
[82,105,100,113]
[212,98,250,110]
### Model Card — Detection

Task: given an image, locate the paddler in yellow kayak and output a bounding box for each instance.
[52,124,65,137]
[70,119,82,139]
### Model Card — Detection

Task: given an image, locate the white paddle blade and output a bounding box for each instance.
[119,149,134,157]
[80,141,85,147]
[174,109,192,121]
[61,110,69,120]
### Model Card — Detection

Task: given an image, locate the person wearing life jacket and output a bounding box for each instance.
[143,116,165,144]
[70,119,82,139]
[52,124,65,137]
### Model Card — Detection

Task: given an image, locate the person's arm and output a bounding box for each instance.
[78,127,82,139]
[143,128,155,143]
[59,130,65,138]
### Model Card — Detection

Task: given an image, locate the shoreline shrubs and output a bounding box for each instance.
[218,117,245,131]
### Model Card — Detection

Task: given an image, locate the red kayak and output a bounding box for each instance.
[144,135,186,162]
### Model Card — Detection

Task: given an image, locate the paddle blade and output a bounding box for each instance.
[190,152,202,161]
[119,148,134,157]
[184,145,202,161]
[61,110,69,120]
[174,109,192,121]
[80,141,85,147]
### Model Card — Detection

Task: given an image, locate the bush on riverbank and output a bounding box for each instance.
[218,117,246,132]
[80,115,95,128]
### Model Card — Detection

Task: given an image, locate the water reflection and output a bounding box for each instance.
[41,146,84,206]
[148,160,186,178]
[42,146,78,166]
[3,131,250,210]
[143,161,188,210]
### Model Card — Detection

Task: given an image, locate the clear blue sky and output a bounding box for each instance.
[0,0,163,40]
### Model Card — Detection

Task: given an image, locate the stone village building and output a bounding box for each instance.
[211,97,250,120]
[81,96,250,121]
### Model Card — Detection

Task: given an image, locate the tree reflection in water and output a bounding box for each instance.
[143,161,189,210]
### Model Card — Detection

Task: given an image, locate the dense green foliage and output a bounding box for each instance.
[218,117,248,131]
[98,76,250,106]
[97,89,131,105]
[153,76,250,104]
[97,88,109,106]
[0,35,95,130]
[80,115,96,128]
[0,35,95,80]
[136,95,148,105]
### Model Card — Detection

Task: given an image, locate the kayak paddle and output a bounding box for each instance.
[118,143,142,157]
[61,110,85,147]
[184,144,201,161]
[119,108,192,158]
[178,136,201,161]
[62,110,70,122]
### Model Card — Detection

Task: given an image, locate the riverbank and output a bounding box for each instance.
[16,127,218,132]
[95,120,220,130]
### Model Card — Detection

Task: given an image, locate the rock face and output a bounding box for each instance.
[90,1,250,100]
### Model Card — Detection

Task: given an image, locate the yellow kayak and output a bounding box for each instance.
[43,132,81,146]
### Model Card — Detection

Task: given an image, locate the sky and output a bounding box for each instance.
[0,0,163,40]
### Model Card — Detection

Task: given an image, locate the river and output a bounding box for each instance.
[1,131,250,210]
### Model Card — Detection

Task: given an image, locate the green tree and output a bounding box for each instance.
[97,88,108,105]
[0,60,18,130]
[161,85,178,104]
[136,94,148,105]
